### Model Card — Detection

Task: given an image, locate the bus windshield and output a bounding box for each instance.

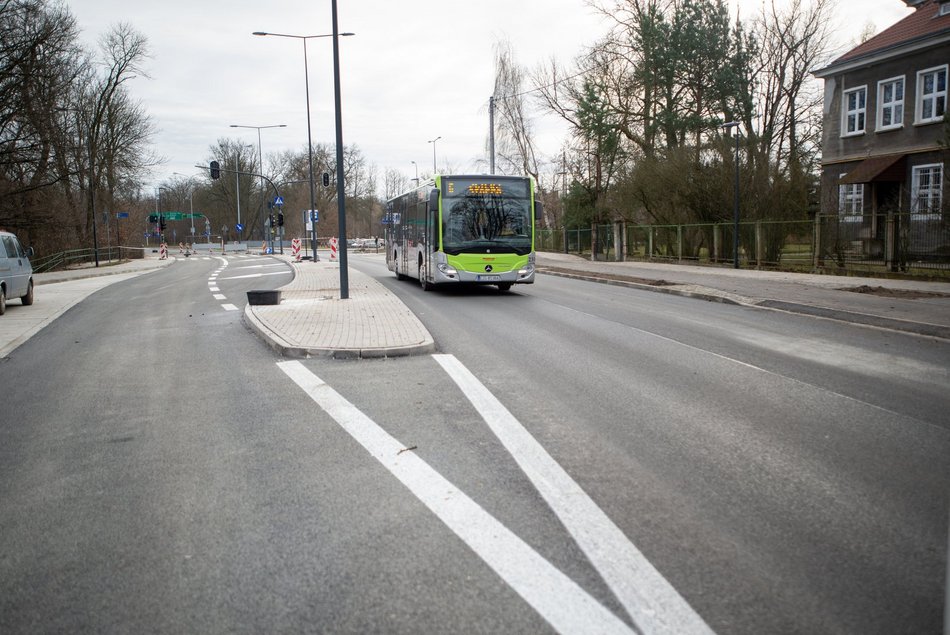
[441,179,531,255]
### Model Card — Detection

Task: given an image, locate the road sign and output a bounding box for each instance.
[236,223,244,232]
[310,210,318,222]
[116,212,130,219]
[274,196,284,206]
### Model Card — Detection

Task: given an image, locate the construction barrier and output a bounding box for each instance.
[159,243,168,260]
[291,238,302,262]
[329,237,338,261]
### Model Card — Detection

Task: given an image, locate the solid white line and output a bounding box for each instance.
[433,354,714,635]
[277,360,634,635]
[221,303,239,311]
[222,271,289,280]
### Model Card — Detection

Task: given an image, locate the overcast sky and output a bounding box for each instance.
[63,0,914,192]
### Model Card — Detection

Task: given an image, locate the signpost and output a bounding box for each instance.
[115,211,129,246]
[306,209,319,261]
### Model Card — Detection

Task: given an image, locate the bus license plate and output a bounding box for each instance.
[477,275,502,282]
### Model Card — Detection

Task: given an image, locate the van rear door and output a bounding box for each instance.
[1,234,29,298]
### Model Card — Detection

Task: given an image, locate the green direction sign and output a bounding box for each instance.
[159,212,204,220]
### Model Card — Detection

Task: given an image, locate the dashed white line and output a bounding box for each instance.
[221,303,239,311]
[277,360,634,635]
[433,353,714,635]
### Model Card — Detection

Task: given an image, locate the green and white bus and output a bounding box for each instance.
[385,174,541,291]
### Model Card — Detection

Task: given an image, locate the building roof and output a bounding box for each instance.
[818,0,950,73]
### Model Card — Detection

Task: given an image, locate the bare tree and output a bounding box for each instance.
[490,40,542,187]
[383,168,410,200]
[753,0,836,179]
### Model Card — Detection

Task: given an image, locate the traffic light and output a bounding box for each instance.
[322,172,330,187]
[148,214,158,223]
[210,160,220,179]
[277,212,284,227]
[269,213,275,228]
[159,215,166,230]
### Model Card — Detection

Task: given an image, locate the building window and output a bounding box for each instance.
[877,76,904,130]
[838,175,864,222]
[916,66,947,124]
[941,2,950,16]
[842,86,867,135]
[911,164,943,221]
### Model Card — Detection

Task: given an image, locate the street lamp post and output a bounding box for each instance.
[411,160,419,186]
[723,121,741,269]
[330,0,351,298]
[428,136,441,174]
[230,123,286,250]
[254,30,354,270]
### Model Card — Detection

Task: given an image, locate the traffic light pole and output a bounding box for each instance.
[199,163,281,246]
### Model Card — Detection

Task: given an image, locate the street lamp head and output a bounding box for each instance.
[252,31,355,39]
[722,121,740,130]
[230,123,287,129]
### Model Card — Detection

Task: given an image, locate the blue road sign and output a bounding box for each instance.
[310,210,318,222]
[273,196,284,206]
[236,223,244,232]
[116,212,130,218]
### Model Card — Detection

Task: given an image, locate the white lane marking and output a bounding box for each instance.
[433,354,714,635]
[213,294,226,300]
[277,360,634,635]
[221,271,290,280]
[232,264,287,270]
[221,303,239,311]
[209,286,220,293]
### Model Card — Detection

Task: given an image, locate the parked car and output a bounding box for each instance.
[0,230,34,315]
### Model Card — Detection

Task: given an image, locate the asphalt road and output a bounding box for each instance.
[1,253,948,634]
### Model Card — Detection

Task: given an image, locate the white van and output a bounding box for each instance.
[0,230,34,315]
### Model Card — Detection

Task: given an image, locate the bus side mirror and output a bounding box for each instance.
[428,189,440,213]
[534,199,543,221]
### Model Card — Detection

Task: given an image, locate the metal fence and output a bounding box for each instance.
[31,246,144,274]
[538,213,950,276]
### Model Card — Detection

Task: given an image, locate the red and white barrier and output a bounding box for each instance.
[291,238,302,262]
[159,242,168,260]
[329,237,338,262]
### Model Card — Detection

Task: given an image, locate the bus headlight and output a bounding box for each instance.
[438,263,458,278]
[518,264,535,276]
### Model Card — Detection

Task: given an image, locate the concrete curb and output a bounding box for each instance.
[538,268,950,340]
[755,299,950,340]
[242,304,437,359]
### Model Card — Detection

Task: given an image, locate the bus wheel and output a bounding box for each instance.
[419,261,431,291]
[497,283,512,292]
[395,252,406,280]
